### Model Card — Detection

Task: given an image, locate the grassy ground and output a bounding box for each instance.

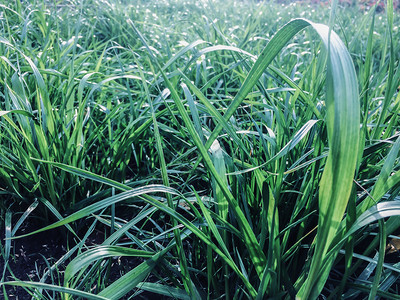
[1,0,400,299]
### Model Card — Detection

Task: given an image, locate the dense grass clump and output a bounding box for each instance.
[1,0,400,299]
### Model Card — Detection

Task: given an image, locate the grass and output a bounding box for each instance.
[1,0,400,298]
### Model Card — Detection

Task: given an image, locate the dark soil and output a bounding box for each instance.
[0,217,68,299]
[0,216,173,299]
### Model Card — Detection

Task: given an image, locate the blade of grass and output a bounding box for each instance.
[97,245,173,300]
[372,0,395,140]
[64,246,155,285]
[0,281,108,300]
[137,282,191,300]
[368,220,385,300]
[11,183,179,239]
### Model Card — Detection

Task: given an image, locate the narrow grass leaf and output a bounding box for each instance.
[0,110,35,118]
[64,246,155,285]
[31,159,131,191]
[137,282,191,300]
[364,136,400,210]
[368,220,385,300]
[97,247,171,299]
[12,185,179,239]
[11,199,39,236]
[0,281,108,300]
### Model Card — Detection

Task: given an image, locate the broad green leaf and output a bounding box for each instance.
[297,20,360,299]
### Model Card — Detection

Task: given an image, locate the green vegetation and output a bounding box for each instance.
[1,0,400,298]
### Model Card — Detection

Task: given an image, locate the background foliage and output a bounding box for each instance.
[1,0,400,299]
